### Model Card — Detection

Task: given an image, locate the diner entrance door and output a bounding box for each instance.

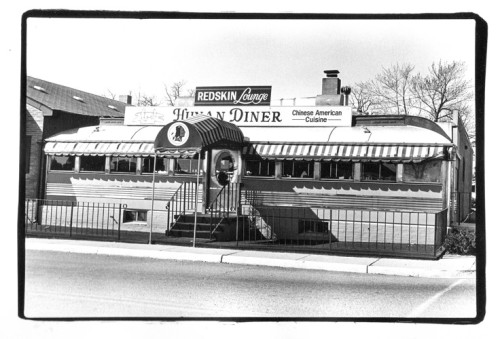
[206,148,242,213]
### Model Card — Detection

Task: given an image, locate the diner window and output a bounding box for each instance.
[49,155,75,171]
[123,209,147,223]
[175,158,200,174]
[80,156,105,172]
[282,160,314,178]
[111,157,137,173]
[142,157,166,174]
[320,161,353,180]
[362,162,396,181]
[245,160,275,177]
[403,160,441,183]
[215,153,234,173]
[299,220,329,234]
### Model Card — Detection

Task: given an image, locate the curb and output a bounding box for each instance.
[25,238,476,279]
[367,265,475,279]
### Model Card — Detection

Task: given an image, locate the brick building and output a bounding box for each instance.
[25,76,131,199]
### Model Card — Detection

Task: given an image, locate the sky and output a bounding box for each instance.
[26,17,476,103]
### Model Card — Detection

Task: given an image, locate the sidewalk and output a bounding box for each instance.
[25,238,476,279]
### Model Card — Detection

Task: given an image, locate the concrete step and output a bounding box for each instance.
[168,229,219,239]
[176,213,241,224]
[171,222,227,232]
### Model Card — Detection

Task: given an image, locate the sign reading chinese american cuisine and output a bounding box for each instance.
[124,106,353,127]
[194,86,272,106]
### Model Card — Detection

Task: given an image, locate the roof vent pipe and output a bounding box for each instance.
[322,70,341,95]
[341,86,351,106]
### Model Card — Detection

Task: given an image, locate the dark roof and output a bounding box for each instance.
[27,76,130,117]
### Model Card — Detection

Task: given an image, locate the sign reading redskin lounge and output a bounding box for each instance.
[194,86,272,106]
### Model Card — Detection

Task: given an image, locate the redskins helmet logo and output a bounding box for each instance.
[167,122,189,146]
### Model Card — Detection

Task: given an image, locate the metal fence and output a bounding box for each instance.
[229,205,448,258]
[166,182,201,231]
[25,198,448,258]
[208,182,241,233]
[24,199,159,243]
[25,199,123,238]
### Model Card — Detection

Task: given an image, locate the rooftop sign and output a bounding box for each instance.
[194,86,272,106]
[125,106,353,127]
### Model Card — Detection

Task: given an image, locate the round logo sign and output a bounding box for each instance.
[167,122,190,146]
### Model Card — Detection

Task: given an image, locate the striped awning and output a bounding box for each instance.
[186,114,244,148]
[243,143,450,162]
[44,141,198,158]
[154,114,244,152]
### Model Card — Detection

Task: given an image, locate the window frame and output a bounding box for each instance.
[402,160,442,183]
[298,219,329,234]
[110,156,138,173]
[244,159,276,177]
[281,160,314,179]
[174,158,200,175]
[122,209,148,224]
[79,155,106,173]
[141,156,169,175]
[320,161,353,180]
[48,155,76,172]
[361,162,397,182]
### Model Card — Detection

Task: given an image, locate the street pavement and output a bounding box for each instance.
[24,249,477,318]
[24,238,476,279]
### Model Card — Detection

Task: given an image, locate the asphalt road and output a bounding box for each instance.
[23,250,476,319]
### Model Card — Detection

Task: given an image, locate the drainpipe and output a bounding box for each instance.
[37,141,46,200]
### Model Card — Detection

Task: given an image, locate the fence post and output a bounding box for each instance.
[118,203,122,241]
[434,212,439,257]
[69,201,74,237]
[166,203,170,238]
[329,208,332,251]
[226,183,230,217]
[236,183,241,245]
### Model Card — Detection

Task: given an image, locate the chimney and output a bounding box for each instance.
[118,95,132,105]
[322,70,341,95]
[452,109,459,124]
[316,70,343,106]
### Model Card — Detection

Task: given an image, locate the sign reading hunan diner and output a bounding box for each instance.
[194,86,272,106]
[124,106,353,127]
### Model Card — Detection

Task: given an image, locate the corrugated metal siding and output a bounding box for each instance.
[45,183,181,201]
[242,190,443,212]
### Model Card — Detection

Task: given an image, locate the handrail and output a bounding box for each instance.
[166,182,199,235]
[208,182,240,238]
[165,184,184,233]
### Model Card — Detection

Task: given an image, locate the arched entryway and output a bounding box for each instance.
[153,115,244,243]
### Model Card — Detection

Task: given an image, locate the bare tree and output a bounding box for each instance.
[164,80,194,106]
[135,91,161,106]
[369,63,417,115]
[103,89,117,100]
[410,61,473,122]
[350,81,379,114]
[455,102,476,140]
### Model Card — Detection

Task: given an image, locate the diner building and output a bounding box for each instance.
[37,71,473,252]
